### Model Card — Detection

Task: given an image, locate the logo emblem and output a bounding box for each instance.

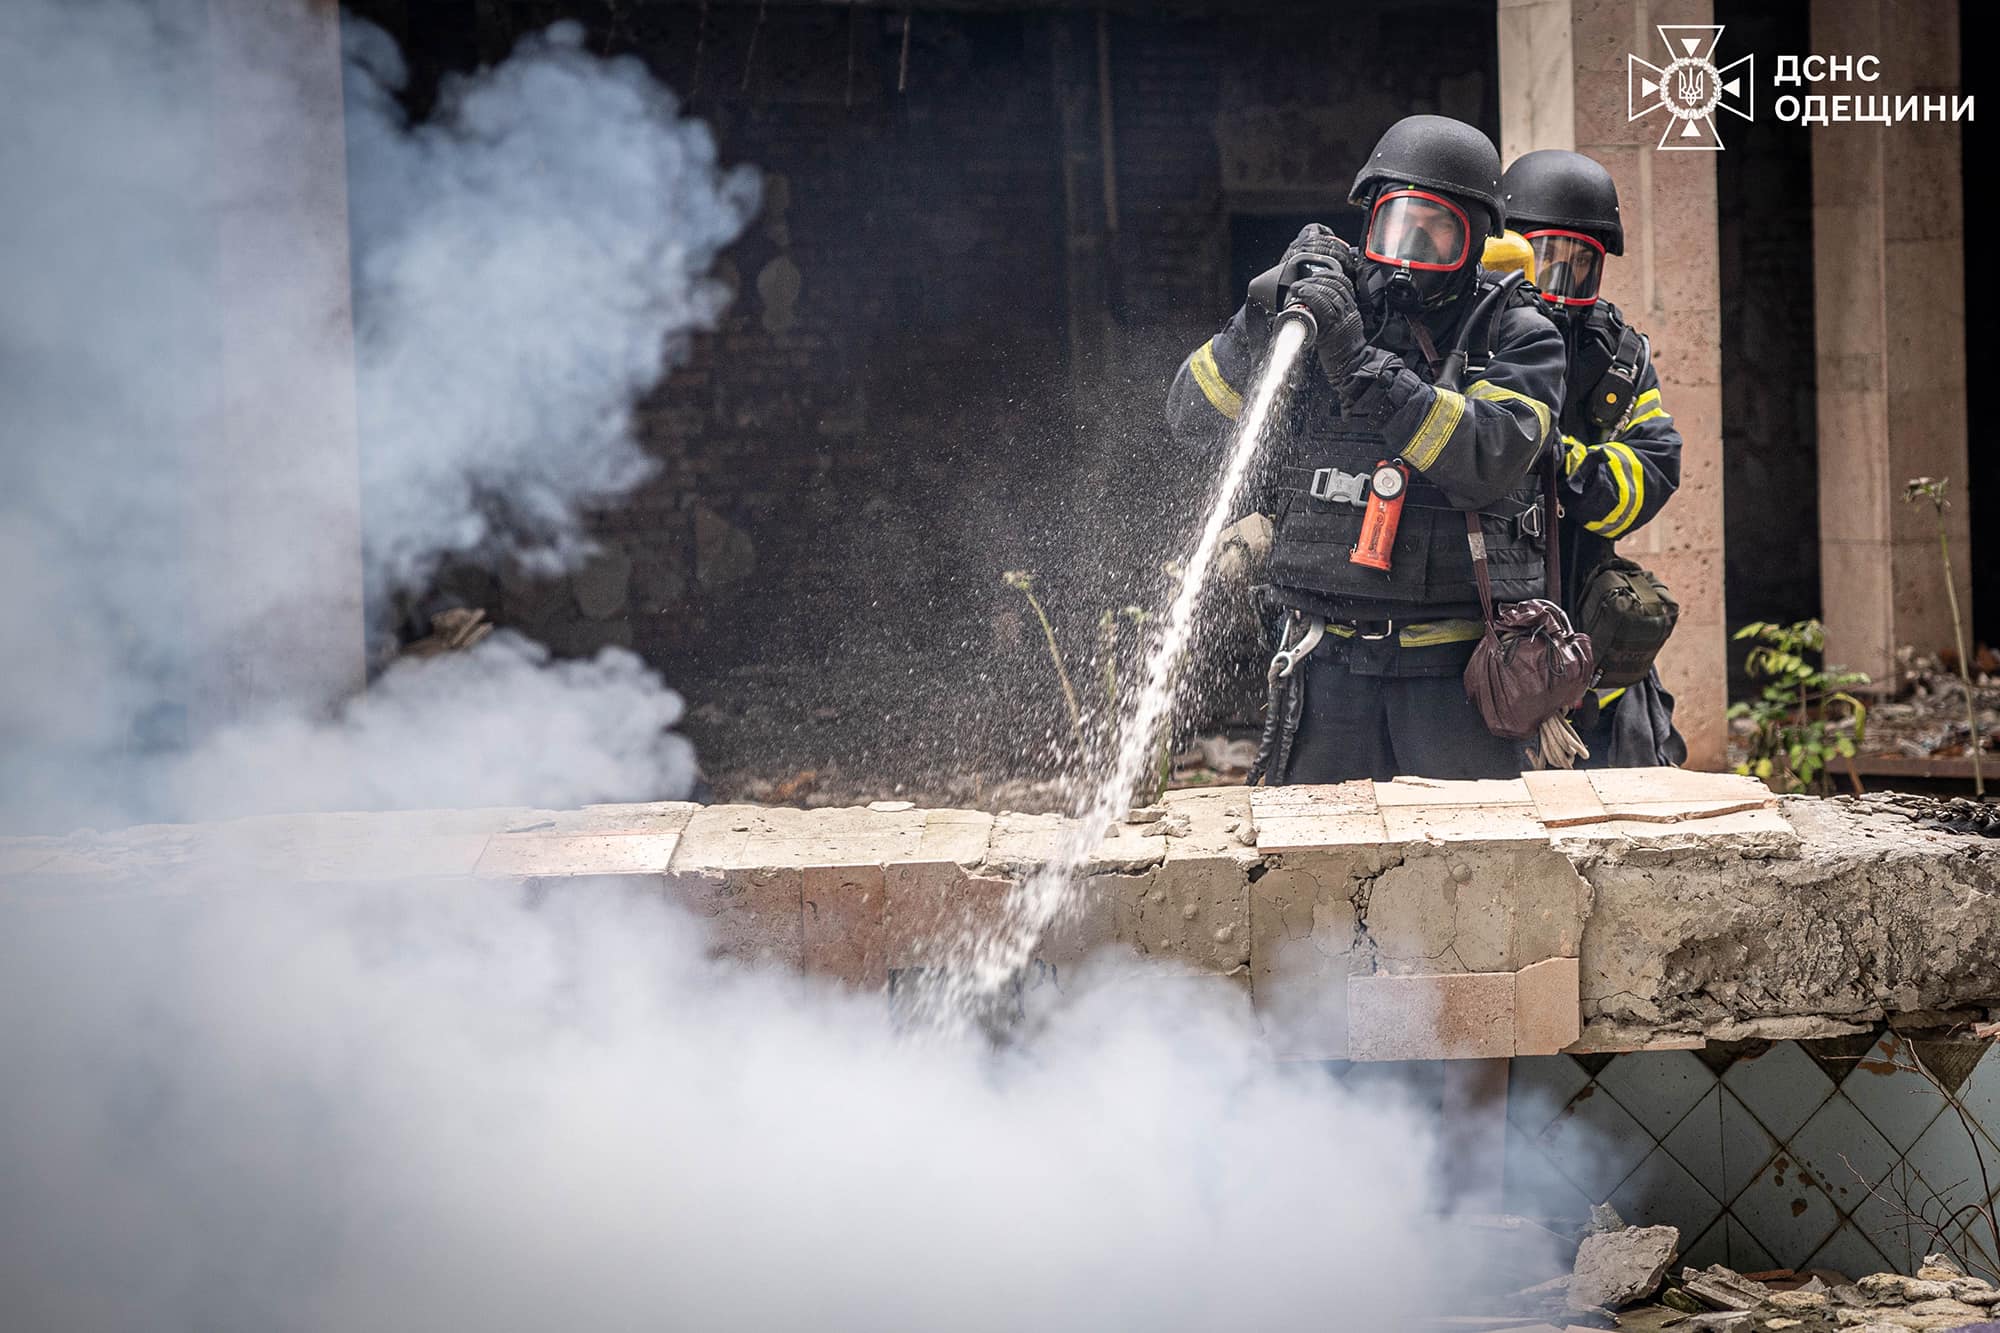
[1628,24,1753,151]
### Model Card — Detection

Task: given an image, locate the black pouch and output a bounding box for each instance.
[1577,556,1678,689]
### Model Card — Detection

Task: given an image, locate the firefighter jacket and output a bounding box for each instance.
[1553,299,1683,608]
[1167,274,1567,627]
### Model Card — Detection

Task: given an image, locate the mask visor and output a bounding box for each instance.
[1364,190,1471,271]
[1525,229,1606,306]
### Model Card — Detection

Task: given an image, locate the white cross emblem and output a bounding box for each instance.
[1629,24,1754,151]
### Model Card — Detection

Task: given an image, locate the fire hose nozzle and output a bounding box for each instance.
[1276,303,1319,345]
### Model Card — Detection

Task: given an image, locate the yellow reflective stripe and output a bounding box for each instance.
[1586,441,1648,536]
[1562,433,1587,476]
[1403,388,1466,471]
[1397,619,1485,646]
[1322,619,1484,647]
[1595,686,1629,707]
[1601,441,1648,536]
[1584,445,1633,534]
[1625,388,1667,428]
[1188,340,1242,420]
[1465,378,1554,442]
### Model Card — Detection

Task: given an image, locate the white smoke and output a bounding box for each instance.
[0,879,1473,1333]
[172,632,696,816]
[1,1,747,828]
[0,4,1558,1328]
[344,20,757,593]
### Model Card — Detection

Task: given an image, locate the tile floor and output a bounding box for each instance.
[1507,1030,2000,1277]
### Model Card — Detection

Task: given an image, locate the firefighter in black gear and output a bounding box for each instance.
[1500,148,1686,766]
[1167,116,1567,783]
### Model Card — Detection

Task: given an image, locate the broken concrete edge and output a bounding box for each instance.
[8,775,2000,1059]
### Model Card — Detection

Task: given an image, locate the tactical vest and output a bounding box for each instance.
[1263,298,1549,620]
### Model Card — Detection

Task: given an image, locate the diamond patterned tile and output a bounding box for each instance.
[1788,1091,1902,1216]
[1504,1122,1594,1225]
[1662,1087,1727,1196]
[1731,1153,1841,1268]
[1609,1143,1723,1239]
[1948,1215,2000,1279]
[1534,1081,1658,1205]
[1905,1108,2000,1219]
[1657,1087,1784,1208]
[1853,1163,1931,1275]
[1509,1055,1592,1135]
[1596,1048,1719,1139]
[1953,1045,2000,1155]
[1723,1213,1779,1274]
[1805,1221,1893,1284]
[1841,1037,1950,1153]
[1682,1215,1731,1271]
[1723,1040,1836,1142]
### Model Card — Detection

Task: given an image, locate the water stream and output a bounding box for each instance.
[919,315,1313,1030]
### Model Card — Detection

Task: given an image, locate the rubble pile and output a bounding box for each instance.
[1857,650,2000,765]
[1842,792,2000,839]
[1472,1222,2000,1332]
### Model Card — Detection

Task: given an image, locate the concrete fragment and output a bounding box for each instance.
[1248,858,1368,1060]
[1515,956,1582,1056]
[1568,1225,1679,1310]
[1857,1273,1956,1304]
[1348,970,1514,1061]
[1682,1265,1772,1311]
[803,864,885,988]
[661,866,802,968]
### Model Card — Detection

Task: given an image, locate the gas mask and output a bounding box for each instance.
[1360,187,1477,315]
[1524,229,1607,309]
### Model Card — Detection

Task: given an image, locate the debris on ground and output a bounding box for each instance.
[1569,1226,1682,1311]
[400,606,494,658]
[1595,1251,2000,1332]
[1439,1235,2000,1333]
[1857,649,1999,763]
[1840,792,2000,837]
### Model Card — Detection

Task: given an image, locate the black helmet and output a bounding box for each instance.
[1349,115,1505,237]
[1500,149,1624,255]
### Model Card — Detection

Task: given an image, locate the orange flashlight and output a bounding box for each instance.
[1349,461,1409,572]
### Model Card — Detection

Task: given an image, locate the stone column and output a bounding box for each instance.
[1498,0,1730,770]
[1810,0,1969,686]
[190,0,366,732]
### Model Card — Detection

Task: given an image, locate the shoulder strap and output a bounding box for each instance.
[1464,445,1562,626]
[1587,322,1646,434]
[1465,510,1496,626]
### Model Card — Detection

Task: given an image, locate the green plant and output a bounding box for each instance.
[1904,476,1984,796]
[1005,573,1177,803]
[1003,570,1085,749]
[1728,618,1869,794]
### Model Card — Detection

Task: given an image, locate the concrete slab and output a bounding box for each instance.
[475,831,682,879]
[1349,970,1517,1061]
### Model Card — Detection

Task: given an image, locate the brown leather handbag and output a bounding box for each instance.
[1461,456,1594,741]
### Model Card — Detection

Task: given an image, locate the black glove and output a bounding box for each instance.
[1245,224,1358,346]
[1288,272,1368,385]
[1279,223,1357,282]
